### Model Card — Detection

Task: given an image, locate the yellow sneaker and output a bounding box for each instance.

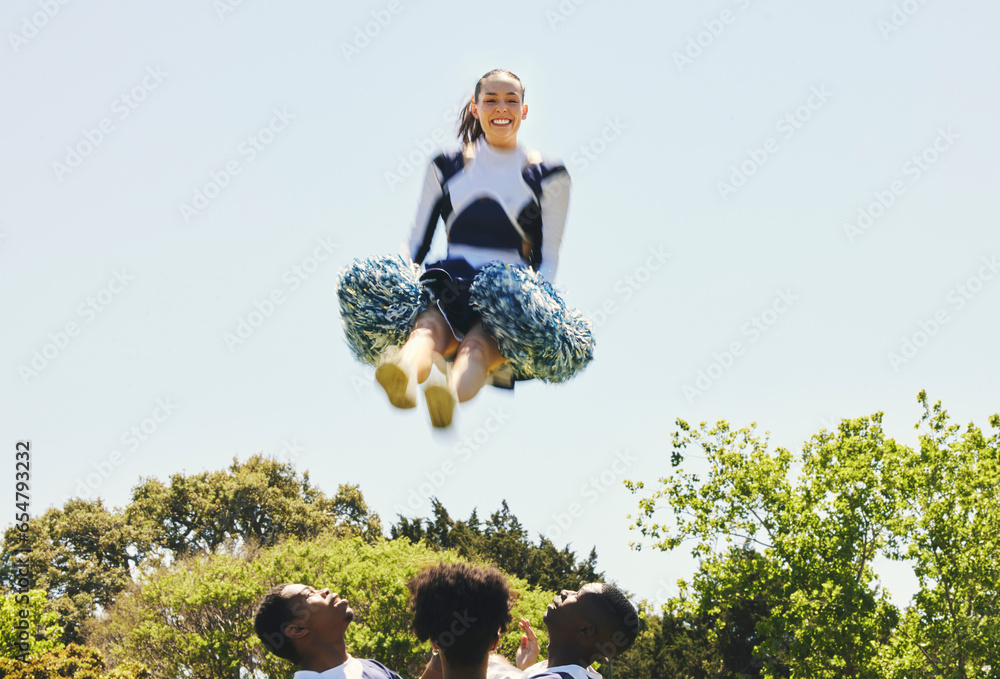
[423,367,457,428]
[375,346,416,409]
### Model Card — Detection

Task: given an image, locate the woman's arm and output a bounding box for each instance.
[403,159,446,266]
[536,169,571,283]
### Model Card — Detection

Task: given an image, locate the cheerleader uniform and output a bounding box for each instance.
[292,656,403,679]
[337,137,594,384]
[407,136,569,336]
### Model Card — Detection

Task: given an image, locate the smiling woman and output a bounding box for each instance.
[337,67,595,428]
[456,69,528,150]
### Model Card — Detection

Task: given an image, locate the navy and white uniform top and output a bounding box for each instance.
[405,135,572,283]
[292,656,402,679]
[518,661,602,679]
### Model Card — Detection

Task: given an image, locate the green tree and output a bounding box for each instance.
[878,393,1000,679]
[390,498,603,592]
[0,456,382,647]
[480,501,531,576]
[610,603,722,679]
[628,414,905,678]
[611,553,776,679]
[0,499,144,644]
[126,455,382,555]
[327,482,384,542]
[523,540,601,594]
[0,643,148,678]
[0,589,63,660]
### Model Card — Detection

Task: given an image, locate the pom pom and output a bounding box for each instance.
[470,263,594,383]
[336,255,424,365]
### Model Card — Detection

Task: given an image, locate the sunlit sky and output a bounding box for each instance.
[3,0,998,612]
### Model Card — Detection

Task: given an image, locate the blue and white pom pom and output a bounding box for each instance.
[470,262,594,383]
[336,255,424,366]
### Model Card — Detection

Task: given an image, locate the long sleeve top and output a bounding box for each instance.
[404,136,571,282]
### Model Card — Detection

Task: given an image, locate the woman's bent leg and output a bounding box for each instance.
[401,309,458,383]
[452,322,507,403]
[377,309,457,408]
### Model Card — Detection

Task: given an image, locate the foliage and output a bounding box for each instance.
[609,603,722,679]
[628,414,907,677]
[876,393,1000,679]
[0,499,143,644]
[0,643,148,679]
[15,395,999,679]
[391,498,602,592]
[87,534,554,679]
[126,455,383,556]
[0,590,63,660]
[628,393,1000,679]
[0,456,381,647]
[611,565,777,679]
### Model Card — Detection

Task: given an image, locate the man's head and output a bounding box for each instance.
[409,563,515,669]
[254,583,355,664]
[543,583,639,664]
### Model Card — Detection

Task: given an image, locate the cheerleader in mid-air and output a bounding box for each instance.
[338,68,593,428]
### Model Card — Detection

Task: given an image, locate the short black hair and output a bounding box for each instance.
[593,583,640,658]
[254,583,301,663]
[409,563,515,667]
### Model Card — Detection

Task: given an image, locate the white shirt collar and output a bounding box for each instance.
[473,135,524,163]
[521,661,601,679]
[293,655,365,679]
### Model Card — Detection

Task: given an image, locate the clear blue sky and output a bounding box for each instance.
[2,0,998,611]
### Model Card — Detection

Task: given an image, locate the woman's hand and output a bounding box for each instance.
[515,617,540,670]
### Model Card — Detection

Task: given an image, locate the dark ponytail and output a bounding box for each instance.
[457,69,525,149]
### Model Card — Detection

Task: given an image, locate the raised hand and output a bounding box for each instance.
[515,617,540,670]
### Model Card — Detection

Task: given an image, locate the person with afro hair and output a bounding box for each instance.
[409,562,520,679]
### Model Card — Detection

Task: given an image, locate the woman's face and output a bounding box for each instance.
[470,74,527,150]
